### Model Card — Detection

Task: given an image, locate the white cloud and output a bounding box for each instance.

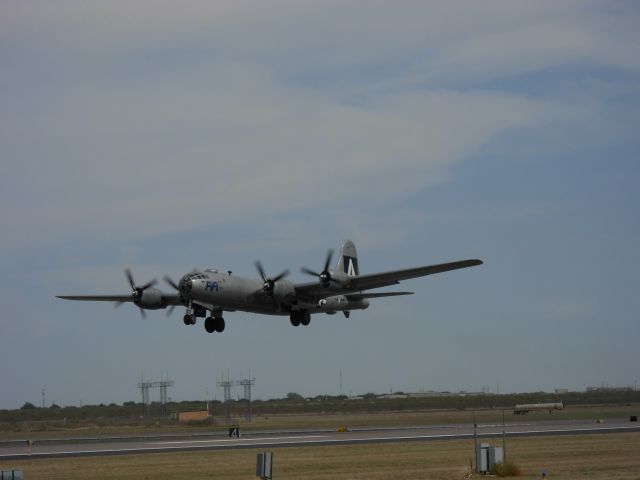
[0,63,547,252]
[1,0,638,256]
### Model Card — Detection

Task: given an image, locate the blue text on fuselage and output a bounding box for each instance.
[205,281,219,292]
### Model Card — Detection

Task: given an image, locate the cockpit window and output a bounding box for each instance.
[183,272,214,283]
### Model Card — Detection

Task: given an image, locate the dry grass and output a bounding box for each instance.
[491,461,523,477]
[1,432,639,479]
[2,404,637,440]
[247,404,639,430]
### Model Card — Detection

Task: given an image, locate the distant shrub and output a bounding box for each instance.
[490,461,522,477]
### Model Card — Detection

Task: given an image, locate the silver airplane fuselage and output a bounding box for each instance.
[179,269,369,316]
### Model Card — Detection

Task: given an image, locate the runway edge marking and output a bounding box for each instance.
[1,425,639,461]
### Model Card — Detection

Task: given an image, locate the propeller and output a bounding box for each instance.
[115,268,157,318]
[125,268,157,297]
[301,249,337,288]
[254,260,290,297]
[164,275,179,291]
[163,275,180,316]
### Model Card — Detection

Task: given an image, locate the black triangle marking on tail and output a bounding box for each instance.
[343,256,359,276]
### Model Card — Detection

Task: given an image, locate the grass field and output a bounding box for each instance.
[244,404,639,430]
[1,404,637,440]
[1,432,639,479]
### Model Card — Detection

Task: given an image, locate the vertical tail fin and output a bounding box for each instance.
[336,239,359,277]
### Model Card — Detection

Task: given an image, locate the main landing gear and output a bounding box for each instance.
[183,304,225,333]
[204,316,225,333]
[290,310,311,327]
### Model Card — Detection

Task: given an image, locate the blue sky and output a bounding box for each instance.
[1,1,639,408]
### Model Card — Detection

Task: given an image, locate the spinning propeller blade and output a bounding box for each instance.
[301,249,337,287]
[114,269,157,318]
[254,261,289,296]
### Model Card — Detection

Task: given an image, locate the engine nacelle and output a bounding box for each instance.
[315,296,369,314]
[322,270,355,291]
[137,288,164,310]
[316,296,346,314]
[272,281,296,302]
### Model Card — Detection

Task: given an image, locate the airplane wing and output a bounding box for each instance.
[346,259,483,291]
[346,291,413,300]
[295,259,482,301]
[56,295,133,302]
[56,293,183,306]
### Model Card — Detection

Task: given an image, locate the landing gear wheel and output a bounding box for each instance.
[204,317,215,333]
[290,311,301,327]
[214,317,225,332]
[300,312,311,326]
[184,314,195,325]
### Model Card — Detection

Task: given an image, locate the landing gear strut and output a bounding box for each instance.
[183,302,196,325]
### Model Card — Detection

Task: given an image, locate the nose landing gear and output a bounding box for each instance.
[183,302,196,325]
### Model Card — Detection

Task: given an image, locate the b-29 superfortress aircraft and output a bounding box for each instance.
[57,240,482,334]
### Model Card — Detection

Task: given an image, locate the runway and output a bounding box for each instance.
[1,419,639,460]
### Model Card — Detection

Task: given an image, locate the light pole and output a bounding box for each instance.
[473,409,478,472]
[502,408,507,463]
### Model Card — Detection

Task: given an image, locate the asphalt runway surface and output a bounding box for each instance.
[1,419,639,460]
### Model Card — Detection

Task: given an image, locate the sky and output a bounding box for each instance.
[1,0,639,409]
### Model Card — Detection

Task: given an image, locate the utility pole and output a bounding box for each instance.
[473,409,478,472]
[41,388,45,408]
[138,375,174,418]
[217,375,233,423]
[238,376,256,422]
[502,408,507,463]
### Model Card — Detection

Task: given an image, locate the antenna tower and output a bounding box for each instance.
[138,373,175,418]
[237,376,256,421]
[216,371,256,423]
[217,373,233,423]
